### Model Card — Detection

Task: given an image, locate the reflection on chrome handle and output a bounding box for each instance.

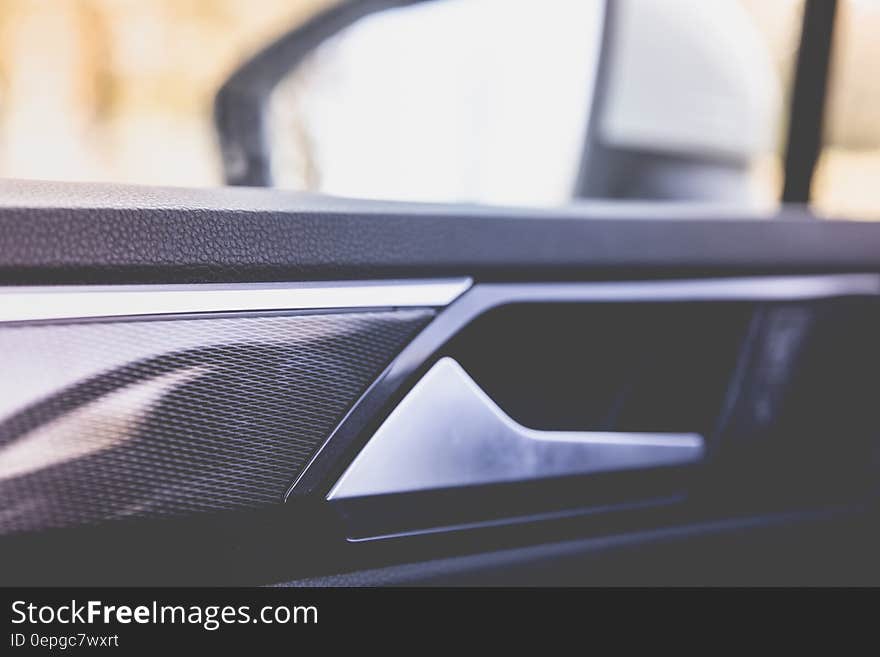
[328,357,705,500]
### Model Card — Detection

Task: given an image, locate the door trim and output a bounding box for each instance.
[0,278,473,324]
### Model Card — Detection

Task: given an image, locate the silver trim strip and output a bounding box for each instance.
[0,278,473,323]
[3,274,875,325]
[328,358,705,501]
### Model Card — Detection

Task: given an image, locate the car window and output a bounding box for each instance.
[0,0,335,186]
[268,0,789,207]
[812,0,880,220]
[269,0,604,206]
[2,0,874,216]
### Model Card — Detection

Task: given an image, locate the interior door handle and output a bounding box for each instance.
[328,358,705,500]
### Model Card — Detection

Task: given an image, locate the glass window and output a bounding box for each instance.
[266,0,797,207]
[812,0,880,220]
[0,0,862,216]
[0,0,337,186]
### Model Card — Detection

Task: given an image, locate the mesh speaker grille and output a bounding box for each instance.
[0,309,433,534]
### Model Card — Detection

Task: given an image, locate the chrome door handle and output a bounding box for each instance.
[328,358,705,500]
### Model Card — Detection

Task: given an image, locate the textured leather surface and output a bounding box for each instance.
[0,308,432,534]
[2,180,880,285]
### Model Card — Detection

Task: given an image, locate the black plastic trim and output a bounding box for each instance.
[288,276,880,499]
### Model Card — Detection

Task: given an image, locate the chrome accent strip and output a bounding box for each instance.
[0,278,473,323]
[327,358,705,501]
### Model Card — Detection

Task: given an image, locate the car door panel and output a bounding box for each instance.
[5,181,880,286]
[0,180,878,585]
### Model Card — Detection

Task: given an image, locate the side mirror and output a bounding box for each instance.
[215,0,779,206]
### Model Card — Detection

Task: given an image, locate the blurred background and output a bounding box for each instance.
[0,0,333,186]
[0,0,878,218]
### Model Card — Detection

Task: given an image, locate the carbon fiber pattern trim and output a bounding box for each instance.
[0,309,433,534]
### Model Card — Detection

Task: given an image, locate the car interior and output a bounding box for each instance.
[0,0,878,587]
